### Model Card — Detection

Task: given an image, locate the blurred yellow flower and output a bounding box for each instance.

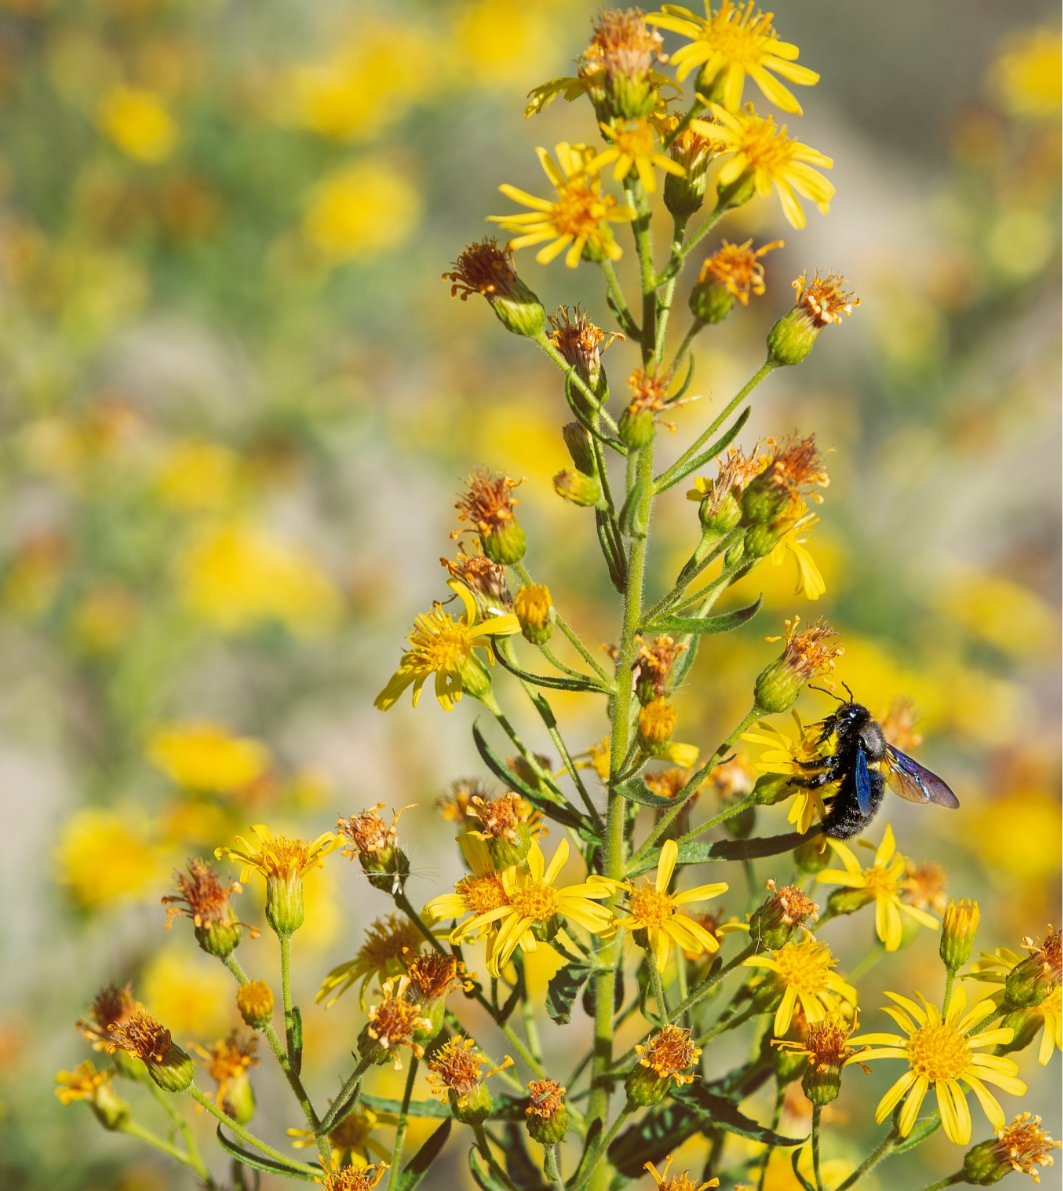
[147,723,271,793]
[178,519,342,636]
[155,440,241,512]
[990,28,1061,119]
[970,791,1061,880]
[142,946,233,1038]
[2,534,66,619]
[289,25,436,141]
[69,585,139,655]
[586,118,686,193]
[303,160,421,263]
[54,809,161,908]
[97,85,179,163]
[935,569,1055,660]
[454,0,551,89]
[769,514,825,601]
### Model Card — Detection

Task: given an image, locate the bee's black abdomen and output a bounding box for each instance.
[821,767,885,839]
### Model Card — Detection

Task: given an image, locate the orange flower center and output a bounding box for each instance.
[408,610,473,671]
[771,940,835,995]
[737,116,798,172]
[906,1021,971,1083]
[700,2,779,69]
[552,179,617,241]
[629,885,675,927]
[457,873,509,915]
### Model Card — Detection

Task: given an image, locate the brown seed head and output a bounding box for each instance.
[338,804,407,860]
[426,1036,513,1105]
[366,976,432,1064]
[357,914,424,973]
[405,952,466,1003]
[768,616,843,681]
[441,551,511,613]
[443,239,520,301]
[1024,927,1062,984]
[697,239,782,305]
[318,1164,389,1191]
[162,858,251,931]
[635,1024,702,1086]
[471,791,533,844]
[765,878,819,927]
[879,696,923,752]
[902,860,948,914]
[106,1009,174,1064]
[758,434,830,499]
[627,367,672,414]
[455,468,521,538]
[526,1078,566,1120]
[548,304,622,372]
[581,9,666,83]
[793,271,859,327]
[77,983,139,1050]
[633,635,687,699]
[992,1112,1061,1184]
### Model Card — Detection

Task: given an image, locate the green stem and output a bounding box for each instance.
[673,788,758,849]
[667,942,757,1024]
[543,1143,566,1191]
[680,200,728,262]
[757,1084,786,1191]
[914,1175,965,1191]
[656,359,777,491]
[848,943,886,981]
[672,319,705,374]
[535,333,623,437]
[655,215,689,361]
[570,1105,633,1191]
[279,933,297,1065]
[695,1003,756,1045]
[223,954,250,985]
[834,1129,898,1191]
[186,1084,319,1174]
[147,1080,206,1173]
[646,951,669,1020]
[120,1118,209,1177]
[386,1057,419,1191]
[473,1123,520,1191]
[942,968,956,1017]
[599,258,640,338]
[317,1055,373,1136]
[812,1105,824,1191]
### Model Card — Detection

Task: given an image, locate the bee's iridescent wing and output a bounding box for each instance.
[855,744,872,815]
[885,746,959,808]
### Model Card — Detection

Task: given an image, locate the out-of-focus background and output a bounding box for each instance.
[0,1,1058,1188]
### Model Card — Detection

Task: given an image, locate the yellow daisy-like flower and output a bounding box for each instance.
[744,937,857,1036]
[585,118,686,193]
[488,142,636,268]
[604,838,728,969]
[423,834,511,943]
[216,824,339,884]
[741,712,829,834]
[769,512,826,601]
[966,947,1063,1066]
[817,824,939,952]
[650,1,819,113]
[691,103,833,228]
[442,837,614,978]
[851,984,1025,1145]
[374,584,520,713]
[316,913,426,1009]
[289,1105,396,1167]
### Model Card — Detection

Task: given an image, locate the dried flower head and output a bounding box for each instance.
[443,239,520,301]
[758,435,830,500]
[106,1008,174,1064]
[364,976,433,1069]
[77,983,139,1050]
[548,305,622,382]
[633,635,688,700]
[769,879,819,927]
[455,468,521,539]
[879,696,923,752]
[775,1010,867,1073]
[626,366,672,414]
[337,804,411,860]
[163,859,244,931]
[697,239,783,304]
[441,551,512,615]
[318,913,425,1009]
[470,792,535,844]
[192,1032,257,1116]
[767,617,843,683]
[318,1164,389,1191]
[1024,927,1062,985]
[793,270,859,327]
[644,1155,719,1191]
[903,860,949,914]
[436,778,492,826]
[635,1024,702,1087]
[405,952,468,1003]
[525,1078,566,1120]
[582,8,666,84]
[990,1113,1061,1184]
[426,1036,513,1106]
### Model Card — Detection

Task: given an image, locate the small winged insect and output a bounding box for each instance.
[792,685,959,839]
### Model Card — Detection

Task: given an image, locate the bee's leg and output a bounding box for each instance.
[789,770,837,790]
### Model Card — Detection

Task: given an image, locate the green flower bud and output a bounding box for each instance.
[481,520,526,567]
[688,279,735,325]
[715,166,757,214]
[802,1061,842,1105]
[940,899,980,971]
[754,618,843,716]
[92,1081,132,1130]
[794,835,833,874]
[265,874,305,936]
[665,162,708,220]
[443,239,545,337]
[619,406,655,448]
[562,422,595,474]
[723,801,756,839]
[995,1007,1043,1056]
[962,1113,1061,1186]
[451,1081,494,1124]
[514,583,554,645]
[582,10,666,120]
[827,886,873,917]
[339,804,413,894]
[748,881,819,951]
[163,860,250,960]
[701,489,742,534]
[456,468,526,566]
[525,1078,569,1144]
[752,773,793,807]
[767,271,858,368]
[223,1070,256,1125]
[624,1062,669,1107]
[106,1010,194,1094]
[1003,928,1060,1009]
[554,468,602,507]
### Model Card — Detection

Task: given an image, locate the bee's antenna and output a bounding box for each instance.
[808,683,844,703]
[841,681,854,703]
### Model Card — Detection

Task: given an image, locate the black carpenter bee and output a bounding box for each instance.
[792,685,959,839]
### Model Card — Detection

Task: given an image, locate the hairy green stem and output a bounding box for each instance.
[915,1175,965,1191]
[120,1118,211,1179]
[318,1054,373,1137]
[834,1129,899,1190]
[387,1057,419,1191]
[600,258,640,339]
[186,1084,318,1173]
[646,951,669,1020]
[812,1105,824,1191]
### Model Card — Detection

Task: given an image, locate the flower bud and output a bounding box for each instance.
[224,1070,256,1125]
[1004,928,1061,1010]
[664,164,707,219]
[338,805,413,894]
[106,1009,195,1094]
[794,835,832,874]
[515,584,553,646]
[163,859,254,960]
[237,980,275,1030]
[773,1041,807,1085]
[470,792,537,868]
[624,1062,670,1107]
[562,422,595,474]
[802,1061,842,1105]
[994,1007,1043,1056]
[450,1081,493,1124]
[688,278,735,325]
[700,488,742,534]
[715,166,757,214]
[525,1079,569,1144]
[580,10,665,121]
[767,271,858,368]
[827,886,873,917]
[940,899,980,971]
[752,773,793,807]
[637,699,677,755]
[754,617,843,715]
[554,468,602,507]
[455,468,526,566]
[443,240,545,337]
[548,308,618,400]
[619,406,655,449]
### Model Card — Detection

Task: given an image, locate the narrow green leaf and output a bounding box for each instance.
[791,1148,816,1191]
[546,961,593,1024]
[643,594,763,636]
[215,1127,319,1180]
[613,775,678,808]
[359,1093,450,1118]
[892,1115,939,1154]
[396,1119,451,1191]
[695,829,818,862]
[654,404,753,493]
[680,1086,807,1146]
[499,1123,551,1190]
[468,1146,511,1191]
